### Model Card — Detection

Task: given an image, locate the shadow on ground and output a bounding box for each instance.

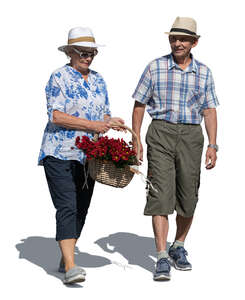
[15,233,170,285]
[15,236,111,288]
[95,232,171,273]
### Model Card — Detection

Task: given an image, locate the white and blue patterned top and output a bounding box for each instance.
[132,54,219,124]
[38,64,111,165]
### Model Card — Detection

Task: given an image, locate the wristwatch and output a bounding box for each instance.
[208,144,219,152]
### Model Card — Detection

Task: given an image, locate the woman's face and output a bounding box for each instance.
[68,46,97,74]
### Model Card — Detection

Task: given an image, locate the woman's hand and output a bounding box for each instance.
[107,117,125,131]
[90,121,111,134]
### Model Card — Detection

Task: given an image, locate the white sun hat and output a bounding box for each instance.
[58,27,105,52]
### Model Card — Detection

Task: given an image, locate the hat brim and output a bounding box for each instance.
[58,42,105,52]
[165,32,200,38]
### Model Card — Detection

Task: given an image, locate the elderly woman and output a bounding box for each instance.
[38,27,124,284]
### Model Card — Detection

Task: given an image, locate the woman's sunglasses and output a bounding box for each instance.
[73,48,98,58]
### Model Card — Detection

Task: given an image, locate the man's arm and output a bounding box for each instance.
[203,108,218,169]
[132,101,146,161]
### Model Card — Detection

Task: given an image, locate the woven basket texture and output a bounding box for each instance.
[88,159,134,188]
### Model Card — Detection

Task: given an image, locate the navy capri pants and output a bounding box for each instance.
[43,156,95,241]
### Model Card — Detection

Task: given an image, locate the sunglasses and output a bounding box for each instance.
[73,48,98,58]
[169,36,196,43]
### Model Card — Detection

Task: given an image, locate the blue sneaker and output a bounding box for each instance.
[168,246,192,271]
[153,258,171,281]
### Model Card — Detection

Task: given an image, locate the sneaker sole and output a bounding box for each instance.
[154,274,171,281]
[173,261,192,271]
[63,274,86,284]
[59,267,86,276]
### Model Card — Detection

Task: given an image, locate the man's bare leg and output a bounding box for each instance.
[174,215,193,242]
[152,215,169,252]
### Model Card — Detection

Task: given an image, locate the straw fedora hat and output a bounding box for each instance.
[58,27,104,52]
[165,17,200,38]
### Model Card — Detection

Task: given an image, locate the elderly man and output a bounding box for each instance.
[132,17,219,281]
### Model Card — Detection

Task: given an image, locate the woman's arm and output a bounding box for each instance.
[53,110,111,133]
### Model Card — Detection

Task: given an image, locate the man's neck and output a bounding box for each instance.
[173,53,192,70]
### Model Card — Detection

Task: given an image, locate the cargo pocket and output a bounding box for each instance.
[145,122,153,145]
[146,181,150,198]
[194,172,201,198]
[146,166,153,199]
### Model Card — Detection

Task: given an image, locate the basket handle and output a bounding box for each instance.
[93,123,141,163]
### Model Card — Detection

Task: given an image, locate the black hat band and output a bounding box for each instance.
[170,28,196,35]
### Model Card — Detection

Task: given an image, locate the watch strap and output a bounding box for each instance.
[208,144,219,152]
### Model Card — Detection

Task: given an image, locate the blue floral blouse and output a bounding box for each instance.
[38,64,111,165]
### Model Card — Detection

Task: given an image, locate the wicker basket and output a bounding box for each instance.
[88,124,140,188]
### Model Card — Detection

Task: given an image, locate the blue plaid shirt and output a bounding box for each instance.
[132,54,219,124]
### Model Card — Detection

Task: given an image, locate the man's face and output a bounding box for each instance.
[169,35,198,59]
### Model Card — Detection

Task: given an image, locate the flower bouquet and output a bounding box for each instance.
[75,127,139,188]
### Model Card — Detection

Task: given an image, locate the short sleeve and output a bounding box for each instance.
[201,69,219,111]
[103,81,111,116]
[45,74,66,122]
[132,64,153,104]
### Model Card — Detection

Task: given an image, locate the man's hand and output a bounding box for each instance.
[132,101,146,163]
[205,147,217,169]
[133,139,143,163]
[203,108,218,170]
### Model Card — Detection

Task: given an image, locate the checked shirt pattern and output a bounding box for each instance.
[132,54,219,124]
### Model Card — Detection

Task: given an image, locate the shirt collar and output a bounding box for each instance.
[168,53,197,73]
[65,64,97,84]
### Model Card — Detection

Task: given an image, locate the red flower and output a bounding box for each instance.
[75,135,136,168]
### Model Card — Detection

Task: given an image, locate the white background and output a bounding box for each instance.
[1,0,244,298]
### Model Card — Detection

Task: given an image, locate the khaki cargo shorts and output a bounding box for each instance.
[145,120,204,218]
